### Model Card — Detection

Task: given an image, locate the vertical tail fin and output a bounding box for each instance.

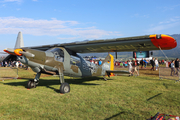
[101,54,114,76]
[14,31,24,49]
[101,53,114,71]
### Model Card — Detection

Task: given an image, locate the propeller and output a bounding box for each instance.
[4,48,35,58]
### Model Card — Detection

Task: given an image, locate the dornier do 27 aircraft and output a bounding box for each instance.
[4,32,177,93]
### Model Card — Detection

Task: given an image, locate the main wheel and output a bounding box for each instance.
[27,80,36,89]
[60,83,70,93]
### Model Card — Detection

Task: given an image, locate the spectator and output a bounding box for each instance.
[166,61,169,67]
[175,58,179,75]
[98,59,102,65]
[155,58,159,70]
[0,61,3,67]
[132,59,139,76]
[120,62,123,67]
[143,59,148,68]
[128,60,133,76]
[161,59,164,65]
[170,60,175,76]
[16,61,19,68]
[140,58,144,69]
[150,57,155,71]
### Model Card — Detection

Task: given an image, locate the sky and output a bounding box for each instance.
[0,0,180,52]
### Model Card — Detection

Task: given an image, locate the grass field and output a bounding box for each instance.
[0,67,180,120]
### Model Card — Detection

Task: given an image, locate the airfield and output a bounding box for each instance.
[0,66,180,119]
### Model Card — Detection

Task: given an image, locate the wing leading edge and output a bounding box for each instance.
[24,34,177,53]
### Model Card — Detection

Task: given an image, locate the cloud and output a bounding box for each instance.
[160,4,180,12]
[159,17,180,24]
[0,17,122,39]
[146,17,180,33]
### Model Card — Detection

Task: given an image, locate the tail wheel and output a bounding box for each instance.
[27,80,36,89]
[60,83,70,93]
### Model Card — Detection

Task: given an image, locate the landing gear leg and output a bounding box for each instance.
[103,75,107,81]
[27,72,41,89]
[58,69,70,94]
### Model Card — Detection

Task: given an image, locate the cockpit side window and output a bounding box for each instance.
[50,48,64,62]
[70,55,81,67]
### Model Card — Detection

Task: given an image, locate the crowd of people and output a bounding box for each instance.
[114,57,180,76]
[0,60,24,68]
[114,58,166,69]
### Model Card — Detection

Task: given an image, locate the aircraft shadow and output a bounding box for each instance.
[146,93,162,101]
[3,76,112,93]
[105,111,126,120]
[105,111,142,120]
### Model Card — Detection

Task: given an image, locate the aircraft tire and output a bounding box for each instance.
[60,83,70,93]
[27,80,36,89]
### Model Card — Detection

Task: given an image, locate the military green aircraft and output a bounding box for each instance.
[4,32,177,93]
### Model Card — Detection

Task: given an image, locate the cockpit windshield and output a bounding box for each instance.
[50,48,64,62]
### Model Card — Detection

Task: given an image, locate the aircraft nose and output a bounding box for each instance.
[150,34,177,50]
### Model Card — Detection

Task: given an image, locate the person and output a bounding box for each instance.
[98,59,102,65]
[143,59,148,68]
[127,60,133,76]
[140,58,144,69]
[175,58,179,75]
[155,58,159,70]
[114,61,119,66]
[120,62,123,67]
[150,57,155,71]
[170,60,175,76]
[161,59,164,65]
[132,59,139,76]
[0,61,3,67]
[4,61,7,67]
[166,60,169,67]
[16,61,19,68]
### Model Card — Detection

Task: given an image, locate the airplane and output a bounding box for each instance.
[4,32,177,93]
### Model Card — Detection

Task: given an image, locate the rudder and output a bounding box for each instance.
[14,31,24,49]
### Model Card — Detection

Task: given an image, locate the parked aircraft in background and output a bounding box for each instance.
[0,53,7,62]
[0,32,24,63]
[4,32,177,93]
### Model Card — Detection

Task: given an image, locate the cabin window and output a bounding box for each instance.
[70,55,81,67]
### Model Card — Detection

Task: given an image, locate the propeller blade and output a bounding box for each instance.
[4,48,16,55]
[20,51,35,57]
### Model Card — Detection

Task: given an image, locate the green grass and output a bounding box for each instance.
[0,68,180,119]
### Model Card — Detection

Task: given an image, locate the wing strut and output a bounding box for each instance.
[115,51,117,59]
[158,46,169,61]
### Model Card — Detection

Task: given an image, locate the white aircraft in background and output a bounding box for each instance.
[0,32,24,62]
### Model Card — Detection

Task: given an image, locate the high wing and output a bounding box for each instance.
[20,34,177,53]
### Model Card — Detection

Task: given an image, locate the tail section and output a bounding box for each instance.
[102,54,130,76]
[101,54,114,76]
[14,31,24,49]
[101,53,114,71]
